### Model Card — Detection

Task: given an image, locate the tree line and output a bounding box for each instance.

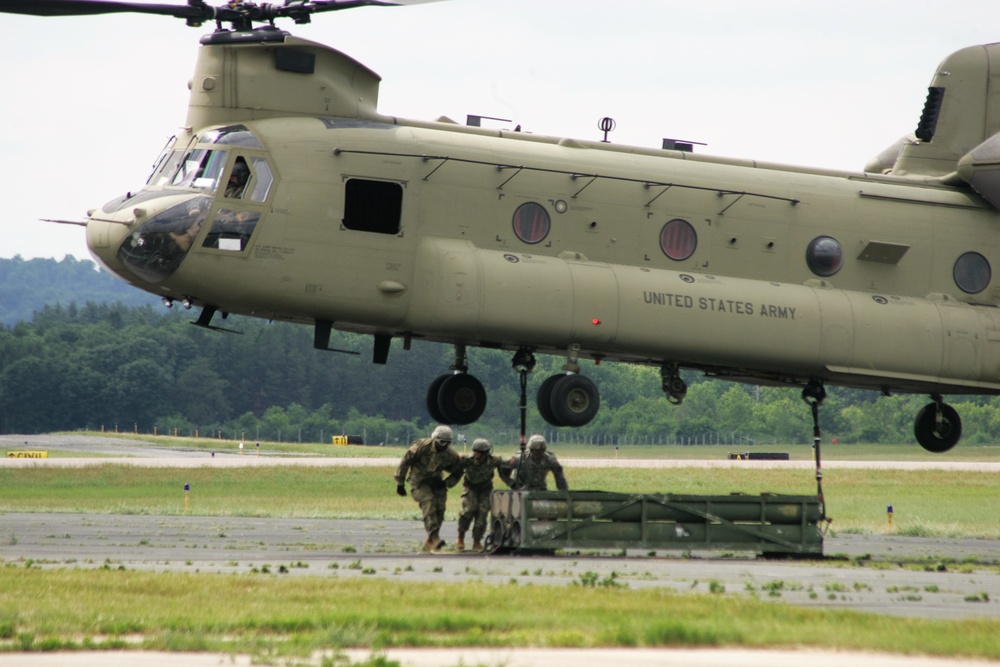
[4,299,1000,447]
[0,256,158,327]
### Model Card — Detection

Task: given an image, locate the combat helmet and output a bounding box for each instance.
[471,438,491,453]
[527,434,546,452]
[431,424,453,445]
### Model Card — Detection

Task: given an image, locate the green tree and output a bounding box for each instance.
[172,363,231,427]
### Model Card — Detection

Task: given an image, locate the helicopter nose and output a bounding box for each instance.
[85,207,137,277]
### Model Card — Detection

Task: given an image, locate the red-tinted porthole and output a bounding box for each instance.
[512,202,550,244]
[659,219,697,261]
[806,236,843,277]
[954,251,991,294]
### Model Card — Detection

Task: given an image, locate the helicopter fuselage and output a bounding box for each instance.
[85,32,1000,449]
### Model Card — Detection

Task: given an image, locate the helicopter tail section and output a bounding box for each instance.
[887,42,1000,207]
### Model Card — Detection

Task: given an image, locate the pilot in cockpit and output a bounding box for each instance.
[225,158,250,199]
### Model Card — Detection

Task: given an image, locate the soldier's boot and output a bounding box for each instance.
[456,533,466,551]
[472,539,483,551]
[420,537,434,553]
[429,530,446,551]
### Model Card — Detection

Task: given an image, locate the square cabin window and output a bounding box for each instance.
[343,179,403,235]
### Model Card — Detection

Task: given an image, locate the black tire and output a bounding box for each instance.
[436,373,487,425]
[549,374,600,427]
[914,402,962,453]
[425,374,451,424]
[536,374,566,427]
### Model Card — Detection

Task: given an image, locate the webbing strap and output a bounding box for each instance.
[802,382,826,521]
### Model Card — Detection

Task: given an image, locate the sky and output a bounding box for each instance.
[2,0,999,261]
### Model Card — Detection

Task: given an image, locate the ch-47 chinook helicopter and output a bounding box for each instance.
[9,0,1000,454]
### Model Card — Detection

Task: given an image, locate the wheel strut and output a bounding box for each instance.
[511,348,536,450]
[451,343,469,374]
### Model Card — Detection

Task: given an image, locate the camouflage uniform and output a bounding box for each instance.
[507,435,568,491]
[394,426,463,551]
[456,439,507,550]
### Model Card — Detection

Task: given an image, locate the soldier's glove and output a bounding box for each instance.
[396,484,407,497]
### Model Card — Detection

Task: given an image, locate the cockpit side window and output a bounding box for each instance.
[221,155,275,202]
[202,154,274,253]
[249,157,274,202]
[202,209,261,252]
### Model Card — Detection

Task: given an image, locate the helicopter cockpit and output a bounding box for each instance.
[106,124,274,284]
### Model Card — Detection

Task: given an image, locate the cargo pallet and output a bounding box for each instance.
[488,490,824,556]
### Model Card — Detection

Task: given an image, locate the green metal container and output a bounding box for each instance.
[489,489,824,556]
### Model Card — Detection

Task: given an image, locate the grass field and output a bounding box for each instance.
[2,568,999,661]
[0,463,997,538]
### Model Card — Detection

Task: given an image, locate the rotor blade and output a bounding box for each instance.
[0,0,211,21]
[282,0,444,18]
[305,0,444,8]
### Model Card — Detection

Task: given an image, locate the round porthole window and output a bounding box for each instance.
[954,251,991,294]
[512,202,550,244]
[659,219,697,261]
[806,236,843,277]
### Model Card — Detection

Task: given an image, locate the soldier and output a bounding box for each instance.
[394,424,464,552]
[508,434,569,492]
[456,438,508,552]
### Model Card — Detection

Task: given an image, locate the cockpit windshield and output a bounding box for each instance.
[199,125,262,147]
[146,126,264,193]
[146,136,181,186]
[116,194,214,283]
[170,148,227,191]
[111,125,273,283]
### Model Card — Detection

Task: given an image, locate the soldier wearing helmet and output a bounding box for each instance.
[508,434,569,492]
[394,424,464,552]
[455,438,509,551]
[225,157,251,198]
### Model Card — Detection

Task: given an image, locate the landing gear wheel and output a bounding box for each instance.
[914,402,962,453]
[425,374,451,424]
[536,374,566,426]
[549,374,600,427]
[436,373,487,425]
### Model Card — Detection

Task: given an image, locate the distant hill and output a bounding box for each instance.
[0,256,160,326]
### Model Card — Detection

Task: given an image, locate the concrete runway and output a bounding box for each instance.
[5,433,1000,470]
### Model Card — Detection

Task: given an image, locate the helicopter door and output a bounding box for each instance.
[199,154,274,253]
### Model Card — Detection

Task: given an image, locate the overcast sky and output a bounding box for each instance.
[2,0,999,261]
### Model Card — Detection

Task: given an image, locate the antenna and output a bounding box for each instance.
[598,116,616,143]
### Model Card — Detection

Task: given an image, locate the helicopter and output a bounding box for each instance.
[7,0,1000,453]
